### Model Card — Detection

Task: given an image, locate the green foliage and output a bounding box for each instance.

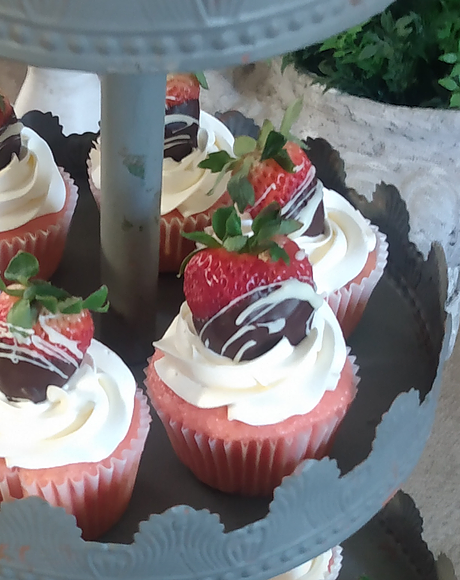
[283,0,460,109]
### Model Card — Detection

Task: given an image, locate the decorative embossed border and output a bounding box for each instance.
[0,0,393,72]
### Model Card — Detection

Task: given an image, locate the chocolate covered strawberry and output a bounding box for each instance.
[165,73,208,162]
[0,93,22,171]
[0,251,109,402]
[182,204,320,361]
[199,100,325,237]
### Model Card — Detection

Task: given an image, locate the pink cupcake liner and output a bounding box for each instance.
[147,352,359,497]
[160,206,226,272]
[0,168,78,281]
[325,227,389,337]
[0,389,151,540]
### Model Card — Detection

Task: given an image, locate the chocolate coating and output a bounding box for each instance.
[0,357,76,403]
[164,99,199,162]
[304,201,325,237]
[281,177,325,237]
[195,285,314,361]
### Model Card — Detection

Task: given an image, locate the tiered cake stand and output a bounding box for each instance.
[0,2,451,579]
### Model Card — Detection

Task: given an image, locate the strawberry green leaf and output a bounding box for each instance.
[233,135,257,157]
[223,235,248,253]
[212,206,235,241]
[252,202,281,235]
[227,174,255,213]
[81,285,110,312]
[260,130,287,161]
[7,299,38,329]
[225,210,243,238]
[272,150,296,172]
[269,243,290,264]
[59,297,84,314]
[278,218,303,235]
[194,71,209,89]
[36,295,59,314]
[0,95,5,114]
[4,251,39,285]
[206,163,232,197]
[257,119,275,150]
[198,150,233,172]
[33,281,70,301]
[279,98,303,138]
[182,231,222,248]
[23,286,37,301]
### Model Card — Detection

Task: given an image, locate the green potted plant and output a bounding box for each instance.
[282,0,460,109]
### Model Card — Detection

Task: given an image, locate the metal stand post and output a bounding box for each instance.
[100,72,166,362]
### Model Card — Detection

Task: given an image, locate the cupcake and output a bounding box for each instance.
[145,206,359,496]
[200,101,388,336]
[271,546,343,580]
[0,94,78,281]
[88,73,234,272]
[0,251,151,540]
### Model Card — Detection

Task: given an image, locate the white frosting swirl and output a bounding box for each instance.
[271,549,333,580]
[290,188,376,294]
[0,127,65,232]
[89,111,234,218]
[0,340,136,469]
[153,279,346,426]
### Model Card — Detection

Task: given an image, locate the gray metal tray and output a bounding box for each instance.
[0,126,449,580]
[0,0,393,73]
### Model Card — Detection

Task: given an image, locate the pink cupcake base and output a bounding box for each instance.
[0,168,78,281]
[325,227,389,337]
[146,352,359,497]
[0,389,151,540]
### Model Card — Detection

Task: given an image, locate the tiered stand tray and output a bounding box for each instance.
[0,1,450,578]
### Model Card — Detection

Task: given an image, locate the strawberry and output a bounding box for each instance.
[0,251,109,402]
[165,73,201,110]
[245,141,313,218]
[181,205,318,361]
[198,99,324,234]
[184,237,313,322]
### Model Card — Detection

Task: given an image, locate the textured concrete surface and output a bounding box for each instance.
[0,57,458,572]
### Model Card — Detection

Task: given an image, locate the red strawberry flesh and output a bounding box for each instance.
[184,238,314,323]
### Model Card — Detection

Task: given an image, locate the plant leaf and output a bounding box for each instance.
[7,299,38,329]
[269,243,290,264]
[59,297,84,314]
[225,210,243,238]
[279,98,303,137]
[194,71,209,89]
[36,295,59,314]
[272,150,296,172]
[223,235,248,253]
[81,285,110,312]
[4,252,39,284]
[212,206,235,241]
[233,135,257,157]
[257,119,275,150]
[198,150,233,172]
[261,130,287,161]
[440,52,458,64]
[227,174,255,213]
[182,231,222,248]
